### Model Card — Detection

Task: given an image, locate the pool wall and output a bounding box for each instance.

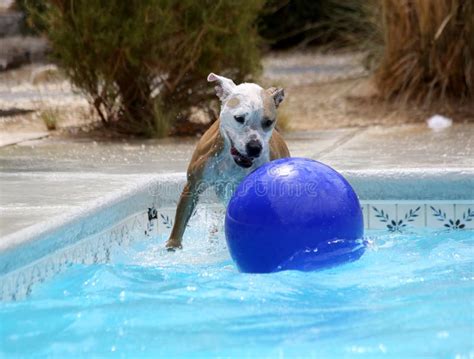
[1,170,473,300]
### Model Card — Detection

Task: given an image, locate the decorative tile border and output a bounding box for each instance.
[361,201,474,232]
[155,201,474,238]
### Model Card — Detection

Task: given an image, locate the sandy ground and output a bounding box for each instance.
[0,64,94,134]
[262,51,474,131]
[0,51,472,137]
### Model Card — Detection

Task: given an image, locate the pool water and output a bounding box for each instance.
[1,227,473,358]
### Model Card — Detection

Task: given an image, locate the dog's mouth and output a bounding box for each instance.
[231,146,253,168]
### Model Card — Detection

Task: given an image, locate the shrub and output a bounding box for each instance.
[40,108,59,130]
[258,0,376,49]
[259,0,473,106]
[12,0,47,35]
[34,0,263,137]
[374,0,474,104]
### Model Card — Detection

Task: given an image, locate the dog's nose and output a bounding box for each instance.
[246,140,262,158]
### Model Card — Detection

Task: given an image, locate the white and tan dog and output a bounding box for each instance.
[166,73,290,250]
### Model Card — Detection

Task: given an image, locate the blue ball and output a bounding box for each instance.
[225,158,365,273]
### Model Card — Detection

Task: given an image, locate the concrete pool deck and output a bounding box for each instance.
[0,123,473,238]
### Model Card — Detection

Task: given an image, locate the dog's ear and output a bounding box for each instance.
[267,87,285,108]
[207,73,236,101]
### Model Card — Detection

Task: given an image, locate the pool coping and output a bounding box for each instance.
[0,169,473,299]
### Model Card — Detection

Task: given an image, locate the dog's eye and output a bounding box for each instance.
[234,115,245,124]
[262,119,274,128]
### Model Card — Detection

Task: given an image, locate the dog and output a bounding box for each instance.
[165,73,290,250]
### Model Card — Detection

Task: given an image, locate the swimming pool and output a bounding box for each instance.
[0,171,473,358]
[1,214,473,357]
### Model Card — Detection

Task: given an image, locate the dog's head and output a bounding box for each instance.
[208,73,285,168]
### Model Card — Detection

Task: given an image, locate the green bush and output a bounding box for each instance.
[34,0,263,137]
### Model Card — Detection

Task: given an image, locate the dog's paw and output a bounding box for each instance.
[165,238,183,251]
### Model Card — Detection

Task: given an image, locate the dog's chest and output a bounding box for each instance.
[203,149,269,202]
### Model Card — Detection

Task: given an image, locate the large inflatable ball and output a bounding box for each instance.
[225,158,365,273]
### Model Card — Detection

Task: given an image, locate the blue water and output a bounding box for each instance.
[1,228,473,358]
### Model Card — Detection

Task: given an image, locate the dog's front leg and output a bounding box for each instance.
[166,182,200,250]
